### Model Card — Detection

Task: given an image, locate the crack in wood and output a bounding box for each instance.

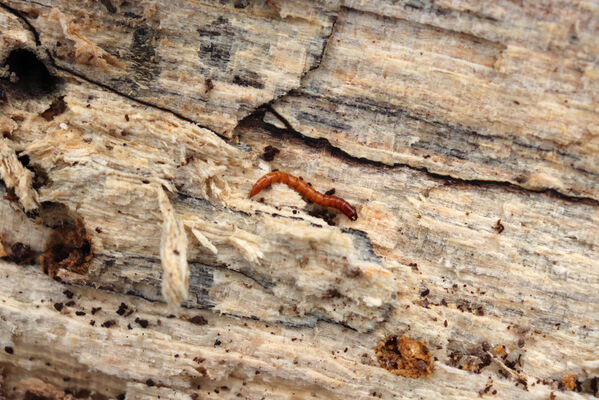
[0,2,227,139]
[259,105,599,207]
[0,2,40,45]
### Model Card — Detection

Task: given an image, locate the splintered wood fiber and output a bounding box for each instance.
[0,1,598,399]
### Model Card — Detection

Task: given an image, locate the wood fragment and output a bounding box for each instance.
[0,138,39,211]
[0,1,597,399]
[156,185,189,313]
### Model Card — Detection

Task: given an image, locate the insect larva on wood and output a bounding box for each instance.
[249,171,358,221]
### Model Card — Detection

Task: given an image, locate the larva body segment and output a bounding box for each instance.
[249,171,358,221]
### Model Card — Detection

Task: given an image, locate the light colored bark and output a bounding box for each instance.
[0,1,597,399]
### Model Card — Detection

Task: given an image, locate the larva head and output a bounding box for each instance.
[349,206,358,221]
[341,202,358,221]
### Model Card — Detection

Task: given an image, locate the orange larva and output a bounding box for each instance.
[250,171,358,221]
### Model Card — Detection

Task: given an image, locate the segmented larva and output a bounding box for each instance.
[250,171,358,221]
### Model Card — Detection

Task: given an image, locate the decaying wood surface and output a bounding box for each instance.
[0,1,598,399]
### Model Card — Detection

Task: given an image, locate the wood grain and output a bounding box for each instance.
[0,1,598,399]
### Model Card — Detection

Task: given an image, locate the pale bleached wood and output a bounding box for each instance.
[0,1,598,400]
[270,4,599,201]
[2,0,337,136]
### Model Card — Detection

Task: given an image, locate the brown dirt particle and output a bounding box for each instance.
[101,320,116,328]
[563,374,576,391]
[492,219,504,234]
[9,242,35,265]
[262,145,280,161]
[478,382,493,397]
[53,302,64,312]
[204,78,214,93]
[4,346,14,354]
[494,345,505,355]
[188,315,208,325]
[116,302,129,315]
[41,219,92,278]
[135,317,149,328]
[40,96,67,121]
[345,266,363,278]
[375,336,433,378]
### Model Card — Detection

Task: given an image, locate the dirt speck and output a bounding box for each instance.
[135,317,149,328]
[204,78,215,93]
[101,320,116,328]
[492,219,504,234]
[375,336,433,378]
[188,315,208,325]
[562,374,576,391]
[8,242,35,265]
[262,145,280,161]
[40,97,67,121]
[41,219,92,278]
[116,302,129,316]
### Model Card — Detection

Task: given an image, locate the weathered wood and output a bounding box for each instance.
[0,1,598,399]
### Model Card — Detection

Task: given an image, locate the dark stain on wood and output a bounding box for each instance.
[41,219,92,278]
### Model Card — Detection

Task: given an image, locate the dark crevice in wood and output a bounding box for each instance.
[0,2,228,141]
[260,105,599,207]
[0,1,339,148]
[0,2,41,45]
[305,15,338,74]
[49,60,230,141]
[5,0,596,209]
[3,48,57,96]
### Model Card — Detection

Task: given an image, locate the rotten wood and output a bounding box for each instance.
[0,1,598,399]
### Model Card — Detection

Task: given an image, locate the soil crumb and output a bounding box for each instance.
[375,335,433,378]
[41,219,92,277]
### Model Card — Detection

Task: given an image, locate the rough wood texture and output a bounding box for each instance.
[0,1,598,399]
